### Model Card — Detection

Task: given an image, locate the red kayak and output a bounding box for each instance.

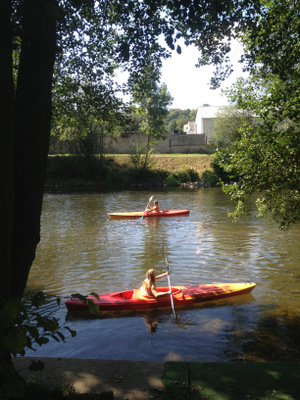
[65,282,256,312]
[108,209,189,218]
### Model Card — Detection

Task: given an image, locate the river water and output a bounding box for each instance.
[24,188,300,362]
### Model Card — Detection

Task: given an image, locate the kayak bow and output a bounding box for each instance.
[66,282,256,312]
[108,209,190,218]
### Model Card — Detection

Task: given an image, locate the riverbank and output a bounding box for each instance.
[46,154,218,190]
[109,154,214,176]
[14,357,300,400]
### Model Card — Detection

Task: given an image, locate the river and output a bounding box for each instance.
[24,188,300,362]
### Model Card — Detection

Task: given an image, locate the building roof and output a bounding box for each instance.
[196,106,226,119]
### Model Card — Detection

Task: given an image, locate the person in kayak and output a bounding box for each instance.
[147,200,160,213]
[140,269,172,298]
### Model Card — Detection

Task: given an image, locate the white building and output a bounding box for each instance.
[194,106,226,141]
[183,121,196,134]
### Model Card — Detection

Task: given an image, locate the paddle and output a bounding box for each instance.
[165,247,176,319]
[141,195,153,220]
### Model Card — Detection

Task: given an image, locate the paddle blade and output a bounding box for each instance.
[141,195,154,219]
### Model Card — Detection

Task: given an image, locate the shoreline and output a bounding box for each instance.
[13,357,165,400]
[13,357,300,400]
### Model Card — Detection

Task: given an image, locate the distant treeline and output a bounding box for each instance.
[165,109,197,133]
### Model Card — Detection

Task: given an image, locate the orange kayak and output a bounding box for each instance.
[108,209,190,218]
[65,282,256,312]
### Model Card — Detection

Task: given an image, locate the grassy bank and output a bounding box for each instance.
[109,154,214,176]
[46,154,217,189]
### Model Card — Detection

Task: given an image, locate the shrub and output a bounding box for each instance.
[173,168,199,183]
[185,168,199,182]
[200,169,219,185]
[166,174,180,187]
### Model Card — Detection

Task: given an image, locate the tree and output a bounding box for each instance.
[218,76,300,228]
[52,79,129,158]
[1,0,265,396]
[165,109,197,133]
[211,105,256,150]
[1,0,57,397]
[132,68,173,169]
[215,0,300,228]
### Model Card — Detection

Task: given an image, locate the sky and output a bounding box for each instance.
[160,39,246,110]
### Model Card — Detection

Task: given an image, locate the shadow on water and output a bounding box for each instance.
[239,312,300,362]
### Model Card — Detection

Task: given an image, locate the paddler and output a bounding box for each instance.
[147,200,160,213]
[140,269,172,298]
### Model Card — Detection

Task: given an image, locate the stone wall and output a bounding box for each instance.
[50,132,209,154]
[105,133,208,153]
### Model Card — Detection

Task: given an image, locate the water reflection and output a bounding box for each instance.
[25,189,300,361]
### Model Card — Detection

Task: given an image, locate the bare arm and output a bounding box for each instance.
[150,271,171,298]
[156,271,169,280]
[147,203,153,210]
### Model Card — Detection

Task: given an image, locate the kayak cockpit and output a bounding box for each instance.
[110,287,181,301]
[110,290,134,300]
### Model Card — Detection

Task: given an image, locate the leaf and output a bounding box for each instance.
[30,291,46,308]
[87,299,100,315]
[0,298,20,328]
[120,42,130,62]
[5,327,27,355]
[90,292,100,300]
[27,326,40,341]
[71,293,88,303]
[166,35,174,49]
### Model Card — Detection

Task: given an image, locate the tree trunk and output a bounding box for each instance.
[0,0,14,301]
[11,0,58,298]
[143,133,151,169]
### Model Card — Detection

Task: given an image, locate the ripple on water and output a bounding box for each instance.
[25,190,300,361]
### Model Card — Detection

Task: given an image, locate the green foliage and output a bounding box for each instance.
[4,0,293,395]
[165,109,197,133]
[71,293,100,315]
[46,155,170,189]
[52,80,130,158]
[129,145,154,170]
[221,123,300,228]
[165,167,199,187]
[173,168,199,183]
[132,68,173,168]
[165,174,180,187]
[211,106,256,150]
[200,169,219,186]
[240,0,300,81]
[210,152,234,183]
[216,0,300,228]
[47,155,110,181]
[219,76,300,228]
[0,293,76,400]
